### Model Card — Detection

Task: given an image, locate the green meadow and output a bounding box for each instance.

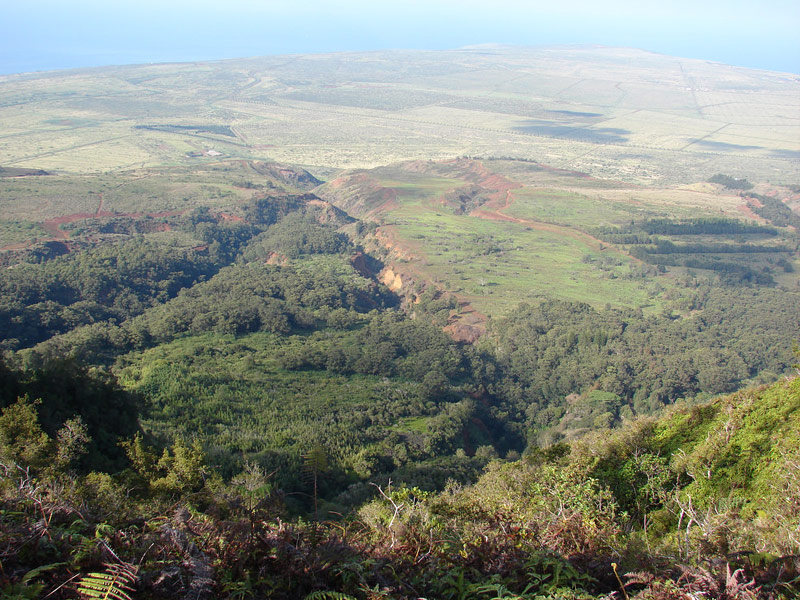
[380,182,663,314]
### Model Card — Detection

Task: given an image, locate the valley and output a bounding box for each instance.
[1,46,799,599]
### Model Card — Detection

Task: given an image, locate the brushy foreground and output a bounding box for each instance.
[0,377,798,599]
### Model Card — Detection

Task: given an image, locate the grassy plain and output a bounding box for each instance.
[388,208,659,314]
[319,158,799,318]
[1,46,798,185]
[1,47,798,315]
[500,185,745,226]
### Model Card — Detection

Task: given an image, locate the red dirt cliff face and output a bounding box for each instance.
[319,174,400,219]
[265,252,288,266]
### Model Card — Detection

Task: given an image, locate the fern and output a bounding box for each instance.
[303,446,329,521]
[77,563,138,600]
[469,582,528,599]
[303,592,357,600]
[0,562,67,600]
[0,582,45,600]
[21,562,67,584]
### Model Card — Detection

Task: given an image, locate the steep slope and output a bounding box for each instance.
[1,370,797,599]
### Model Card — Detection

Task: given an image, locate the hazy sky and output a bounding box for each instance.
[2,0,798,75]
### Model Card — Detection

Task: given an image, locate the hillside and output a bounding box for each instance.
[1,368,797,598]
[0,47,799,598]
[317,157,800,327]
[0,150,797,481]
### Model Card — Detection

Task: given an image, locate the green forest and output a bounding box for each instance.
[1,162,799,598]
[1,364,798,598]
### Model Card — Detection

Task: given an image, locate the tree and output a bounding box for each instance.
[0,397,51,471]
[303,446,329,522]
[0,395,89,476]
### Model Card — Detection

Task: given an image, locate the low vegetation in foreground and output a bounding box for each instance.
[0,373,797,599]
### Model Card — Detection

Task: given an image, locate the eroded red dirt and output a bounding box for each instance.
[2,208,187,251]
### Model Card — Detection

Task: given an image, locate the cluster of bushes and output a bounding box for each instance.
[1,195,371,356]
[488,288,800,443]
[0,238,219,350]
[594,216,794,285]
[746,192,800,229]
[596,217,776,239]
[708,173,754,190]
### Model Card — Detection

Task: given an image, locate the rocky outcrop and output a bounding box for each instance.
[250,161,322,191]
[316,173,399,219]
[380,266,405,293]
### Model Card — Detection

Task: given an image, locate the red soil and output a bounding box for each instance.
[737,204,763,221]
[5,208,188,251]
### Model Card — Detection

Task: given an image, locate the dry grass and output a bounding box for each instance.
[0,46,797,185]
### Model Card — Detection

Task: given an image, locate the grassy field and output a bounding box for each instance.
[386,205,660,314]
[501,188,639,228]
[0,221,47,246]
[500,185,747,227]
[1,46,798,185]
[319,158,799,318]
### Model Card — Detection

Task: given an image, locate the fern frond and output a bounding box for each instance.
[21,561,67,584]
[469,583,519,599]
[302,446,329,475]
[623,571,655,586]
[77,562,138,600]
[303,591,357,600]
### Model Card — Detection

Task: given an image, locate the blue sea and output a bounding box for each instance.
[1,2,798,76]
